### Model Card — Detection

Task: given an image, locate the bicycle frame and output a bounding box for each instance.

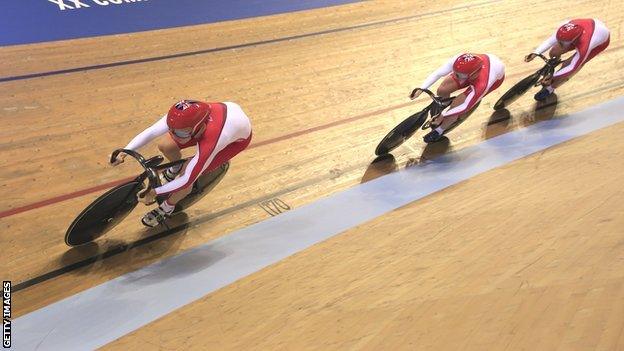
[374,89,455,155]
[533,53,563,86]
[493,54,563,111]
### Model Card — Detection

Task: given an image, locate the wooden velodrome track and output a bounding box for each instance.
[2,0,624,349]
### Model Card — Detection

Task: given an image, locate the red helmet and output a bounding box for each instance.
[453,54,483,78]
[166,100,210,138]
[556,23,582,43]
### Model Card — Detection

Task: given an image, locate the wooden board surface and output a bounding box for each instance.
[105,121,624,350]
[1,0,623,329]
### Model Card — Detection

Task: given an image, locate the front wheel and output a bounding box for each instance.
[65,180,143,246]
[493,72,541,111]
[375,110,428,155]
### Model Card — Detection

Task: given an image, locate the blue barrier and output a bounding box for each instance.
[0,0,360,46]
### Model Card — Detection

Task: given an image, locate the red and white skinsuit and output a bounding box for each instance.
[419,53,506,117]
[532,19,610,79]
[124,102,252,196]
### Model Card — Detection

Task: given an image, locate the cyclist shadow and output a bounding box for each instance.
[483,109,512,139]
[59,213,193,276]
[483,94,559,139]
[410,136,452,165]
[519,94,559,127]
[361,137,452,183]
[361,154,399,183]
[60,242,102,276]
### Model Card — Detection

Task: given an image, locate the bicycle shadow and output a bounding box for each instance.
[519,94,559,127]
[414,136,452,164]
[361,137,452,183]
[483,94,559,139]
[483,108,512,139]
[59,213,193,276]
[361,154,398,183]
[60,242,102,275]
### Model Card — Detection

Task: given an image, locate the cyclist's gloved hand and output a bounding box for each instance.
[525,53,537,62]
[410,88,422,100]
[110,151,127,166]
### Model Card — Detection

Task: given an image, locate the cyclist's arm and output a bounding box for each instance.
[552,51,581,79]
[155,142,213,195]
[419,55,458,90]
[533,34,557,55]
[533,20,570,54]
[441,88,478,118]
[124,115,169,151]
